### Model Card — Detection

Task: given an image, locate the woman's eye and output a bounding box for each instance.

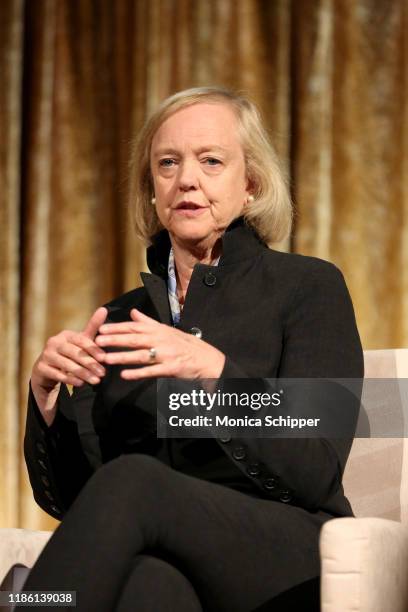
[159,159,176,168]
[204,158,221,166]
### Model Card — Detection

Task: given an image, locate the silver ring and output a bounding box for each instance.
[148,347,157,361]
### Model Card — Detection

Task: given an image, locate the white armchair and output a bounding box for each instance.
[320,349,408,612]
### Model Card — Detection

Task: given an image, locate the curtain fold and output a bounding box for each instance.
[292,0,408,347]
[0,0,406,529]
[0,0,24,529]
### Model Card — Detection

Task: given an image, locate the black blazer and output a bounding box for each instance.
[24,218,364,521]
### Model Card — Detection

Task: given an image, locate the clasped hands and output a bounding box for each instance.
[32,307,226,393]
[96,308,225,381]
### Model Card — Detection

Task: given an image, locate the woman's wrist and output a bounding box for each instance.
[30,377,61,426]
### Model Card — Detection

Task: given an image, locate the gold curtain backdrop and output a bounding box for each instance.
[0,0,407,530]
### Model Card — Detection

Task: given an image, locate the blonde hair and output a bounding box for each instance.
[129,86,292,245]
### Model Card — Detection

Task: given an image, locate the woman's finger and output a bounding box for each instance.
[36,363,85,387]
[103,349,156,365]
[44,352,102,384]
[82,307,108,339]
[58,342,106,375]
[120,363,173,380]
[68,333,106,362]
[95,333,152,349]
[130,308,157,325]
[98,321,146,335]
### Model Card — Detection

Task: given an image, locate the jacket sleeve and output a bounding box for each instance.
[217,261,364,512]
[24,382,95,520]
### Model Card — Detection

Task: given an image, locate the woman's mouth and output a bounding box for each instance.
[174,202,208,215]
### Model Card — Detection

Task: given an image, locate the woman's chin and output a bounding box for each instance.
[169,220,216,245]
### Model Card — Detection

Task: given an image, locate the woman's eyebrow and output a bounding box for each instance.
[152,148,180,158]
[153,145,229,158]
[194,145,229,155]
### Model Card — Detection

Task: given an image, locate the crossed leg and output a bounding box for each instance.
[18,454,323,611]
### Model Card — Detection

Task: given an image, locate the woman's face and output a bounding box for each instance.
[150,102,251,247]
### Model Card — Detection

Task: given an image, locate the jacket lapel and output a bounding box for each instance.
[140,272,172,325]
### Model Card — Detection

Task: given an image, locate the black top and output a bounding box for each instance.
[24,217,364,520]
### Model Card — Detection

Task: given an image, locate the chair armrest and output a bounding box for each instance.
[320,517,408,612]
[0,528,53,585]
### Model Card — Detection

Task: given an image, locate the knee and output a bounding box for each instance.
[116,555,203,612]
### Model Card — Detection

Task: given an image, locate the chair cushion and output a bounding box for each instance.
[0,529,52,585]
[343,349,408,520]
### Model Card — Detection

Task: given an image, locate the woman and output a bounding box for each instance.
[21,87,363,611]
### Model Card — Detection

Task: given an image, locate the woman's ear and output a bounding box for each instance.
[244,179,256,206]
[245,177,256,205]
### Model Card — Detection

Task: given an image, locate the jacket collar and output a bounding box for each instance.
[146,216,266,278]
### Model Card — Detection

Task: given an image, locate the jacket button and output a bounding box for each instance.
[44,490,54,501]
[219,435,232,443]
[50,505,61,515]
[279,490,292,503]
[36,442,46,454]
[203,272,217,287]
[37,459,47,471]
[247,463,261,477]
[262,477,278,491]
[189,327,202,339]
[41,475,50,487]
[232,445,246,461]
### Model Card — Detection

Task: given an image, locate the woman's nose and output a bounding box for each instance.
[177,161,199,191]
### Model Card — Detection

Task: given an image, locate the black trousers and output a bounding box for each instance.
[19,455,322,611]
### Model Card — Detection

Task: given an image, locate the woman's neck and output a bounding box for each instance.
[170,236,222,302]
